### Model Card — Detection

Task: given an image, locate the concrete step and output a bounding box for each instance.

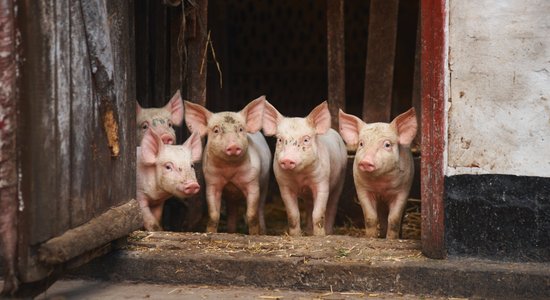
[71,231,550,299]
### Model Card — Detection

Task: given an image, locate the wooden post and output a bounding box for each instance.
[420,0,446,259]
[363,0,399,122]
[182,0,208,106]
[412,4,422,146]
[327,0,345,129]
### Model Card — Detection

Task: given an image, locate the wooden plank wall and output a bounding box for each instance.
[17,0,135,249]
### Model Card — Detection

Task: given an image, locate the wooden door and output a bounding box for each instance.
[1,0,141,297]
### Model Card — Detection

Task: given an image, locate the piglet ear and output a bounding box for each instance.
[164,90,184,126]
[184,101,211,137]
[183,131,203,162]
[141,129,163,164]
[241,95,266,133]
[338,109,362,147]
[307,101,331,135]
[136,100,143,116]
[262,100,282,136]
[391,107,418,146]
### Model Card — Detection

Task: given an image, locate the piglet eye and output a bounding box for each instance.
[383,140,392,149]
[141,122,149,130]
[190,164,195,169]
[239,127,244,132]
[277,137,283,144]
[164,163,173,171]
[302,136,310,144]
[168,121,173,128]
[358,141,364,148]
[213,126,220,134]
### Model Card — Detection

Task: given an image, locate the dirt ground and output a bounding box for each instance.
[124,231,425,264]
[27,279,451,300]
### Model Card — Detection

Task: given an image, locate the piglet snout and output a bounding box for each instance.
[161,135,174,145]
[279,158,296,170]
[358,160,376,172]
[225,144,242,156]
[180,181,200,195]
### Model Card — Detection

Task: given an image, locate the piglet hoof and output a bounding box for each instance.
[248,225,261,235]
[206,223,219,233]
[386,230,400,239]
[313,228,326,236]
[364,227,379,238]
[288,228,302,236]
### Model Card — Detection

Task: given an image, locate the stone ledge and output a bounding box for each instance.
[70,232,550,299]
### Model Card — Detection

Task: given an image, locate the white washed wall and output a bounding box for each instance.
[447,0,550,177]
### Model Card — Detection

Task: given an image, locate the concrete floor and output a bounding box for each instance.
[28,279,448,300]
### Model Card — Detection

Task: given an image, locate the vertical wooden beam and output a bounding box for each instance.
[0,0,19,295]
[362,0,399,122]
[421,0,446,259]
[327,0,345,129]
[151,1,169,102]
[412,4,422,146]
[182,0,208,106]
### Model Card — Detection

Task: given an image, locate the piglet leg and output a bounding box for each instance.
[280,187,301,236]
[386,192,408,239]
[312,187,330,236]
[245,185,261,235]
[358,191,379,238]
[138,196,162,231]
[206,185,222,233]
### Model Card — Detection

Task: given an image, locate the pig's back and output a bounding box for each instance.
[318,129,347,183]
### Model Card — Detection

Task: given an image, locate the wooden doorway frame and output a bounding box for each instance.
[420,0,446,259]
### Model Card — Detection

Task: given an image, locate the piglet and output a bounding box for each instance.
[338,108,417,239]
[263,101,347,236]
[184,97,270,235]
[136,129,202,231]
[136,90,184,145]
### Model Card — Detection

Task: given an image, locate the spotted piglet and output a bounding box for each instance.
[136,129,202,231]
[338,108,417,239]
[263,101,347,236]
[136,90,184,145]
[184,97,270,235]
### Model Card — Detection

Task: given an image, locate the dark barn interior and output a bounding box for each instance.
[134,0,420,236]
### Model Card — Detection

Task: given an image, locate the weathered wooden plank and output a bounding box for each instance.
[0,0,19,295]
[38,199,142,265]
[151,1,169,102]
[106,0,136,208]
[24,0,65,244]
[169,7,183,94]
[326,0,345,129]
[391,0,419,119]
[362,0,399,122]
[182,0,208,106]
[54,0,72,236]
[420,0,446,259]
[81,0,126,216]
[69,0,95,227]
[135,0,151,106]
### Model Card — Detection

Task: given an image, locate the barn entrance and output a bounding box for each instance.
[134,0,422,239]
